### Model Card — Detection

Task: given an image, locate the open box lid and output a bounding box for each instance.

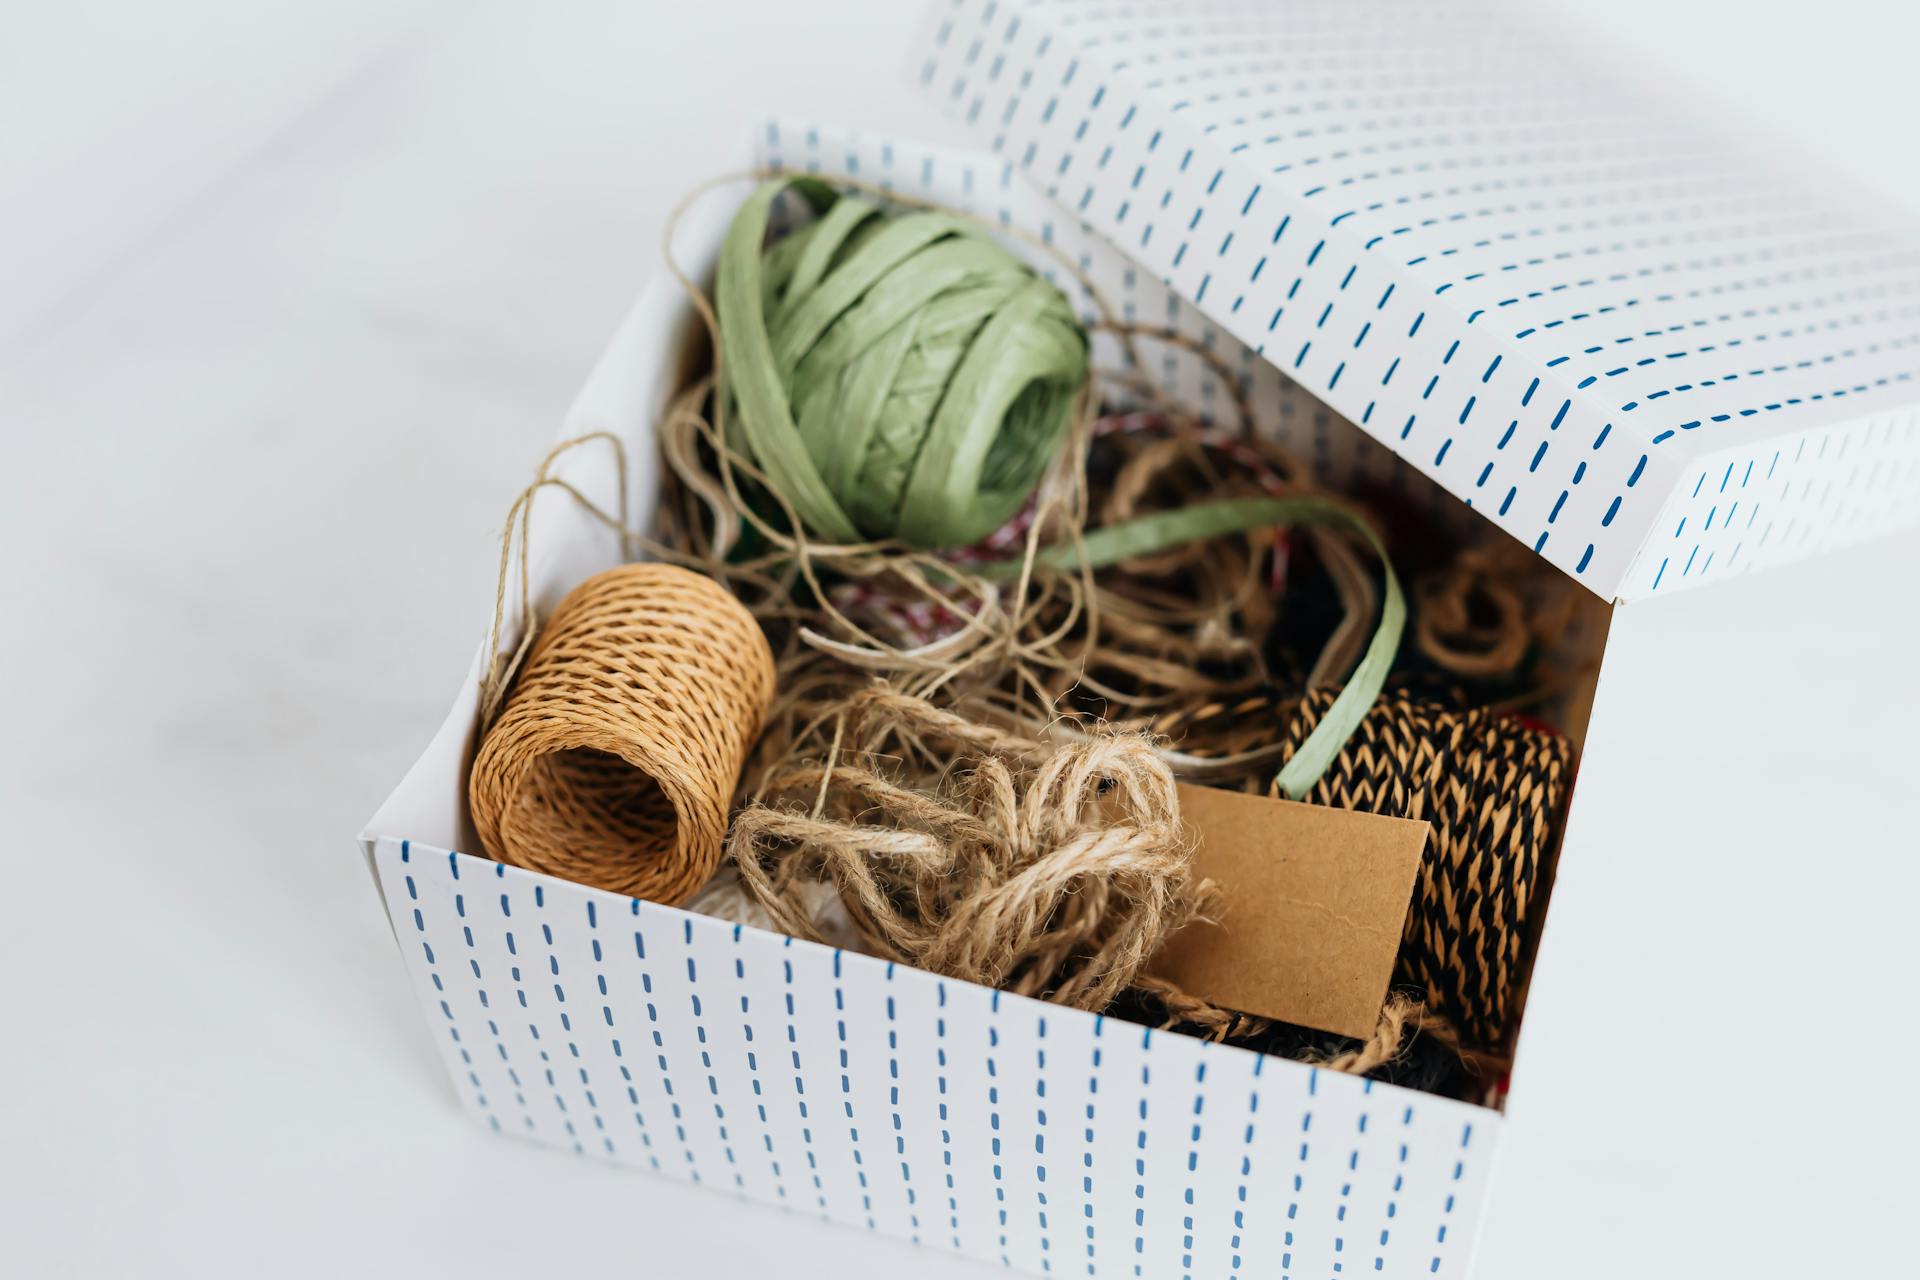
[910,0,1920,602]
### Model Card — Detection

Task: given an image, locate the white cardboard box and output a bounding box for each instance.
[363,3,1920,1274]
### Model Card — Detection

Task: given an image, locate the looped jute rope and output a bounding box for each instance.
[729,684,1214,1014]
[1311,994,1463,1075]
[1412,539,1582,684]
[1413,539,1536,686]
[1414,565,1528,679]
[1091,410,1380,694]
[469,563,775,905]
[1132,975,1273,1043]
[1277,687,1575,1046]
[995,493,1404,801]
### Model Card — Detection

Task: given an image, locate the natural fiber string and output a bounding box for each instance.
[469,563,776,905]
[1091,411,1380,691]
[988,492,1404,800]
[1132,975,1272,1042]
[1414,563,1528,679]
[1311,994,1462,1075]
[1412,540,1576,681]
[476,431,635,730]
[728,684,1213,1014]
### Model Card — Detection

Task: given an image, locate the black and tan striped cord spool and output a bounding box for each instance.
[1275,688,1574,1047]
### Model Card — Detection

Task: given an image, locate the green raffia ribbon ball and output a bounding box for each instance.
[716,176,1090,549]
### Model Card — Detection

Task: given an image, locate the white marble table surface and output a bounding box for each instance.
[2,3,1916,1277]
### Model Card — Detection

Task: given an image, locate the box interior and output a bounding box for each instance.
[368,169,1618,1109]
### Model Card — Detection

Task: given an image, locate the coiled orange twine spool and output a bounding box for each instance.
[469,563,775,905]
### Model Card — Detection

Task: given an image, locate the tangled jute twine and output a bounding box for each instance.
[730,684,1208,1014]
[469,563,775,903]
[1413,539,1579,684]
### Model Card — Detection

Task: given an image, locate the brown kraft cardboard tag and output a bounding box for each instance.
[1150,783,1429,1040]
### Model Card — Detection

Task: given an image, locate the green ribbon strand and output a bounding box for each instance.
[982,495,1404,800]
[716,177,1090,549]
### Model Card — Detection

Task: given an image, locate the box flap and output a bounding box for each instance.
[912,0,1920,600]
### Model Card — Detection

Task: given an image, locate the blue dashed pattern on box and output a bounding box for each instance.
[376,837,1496,1278]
